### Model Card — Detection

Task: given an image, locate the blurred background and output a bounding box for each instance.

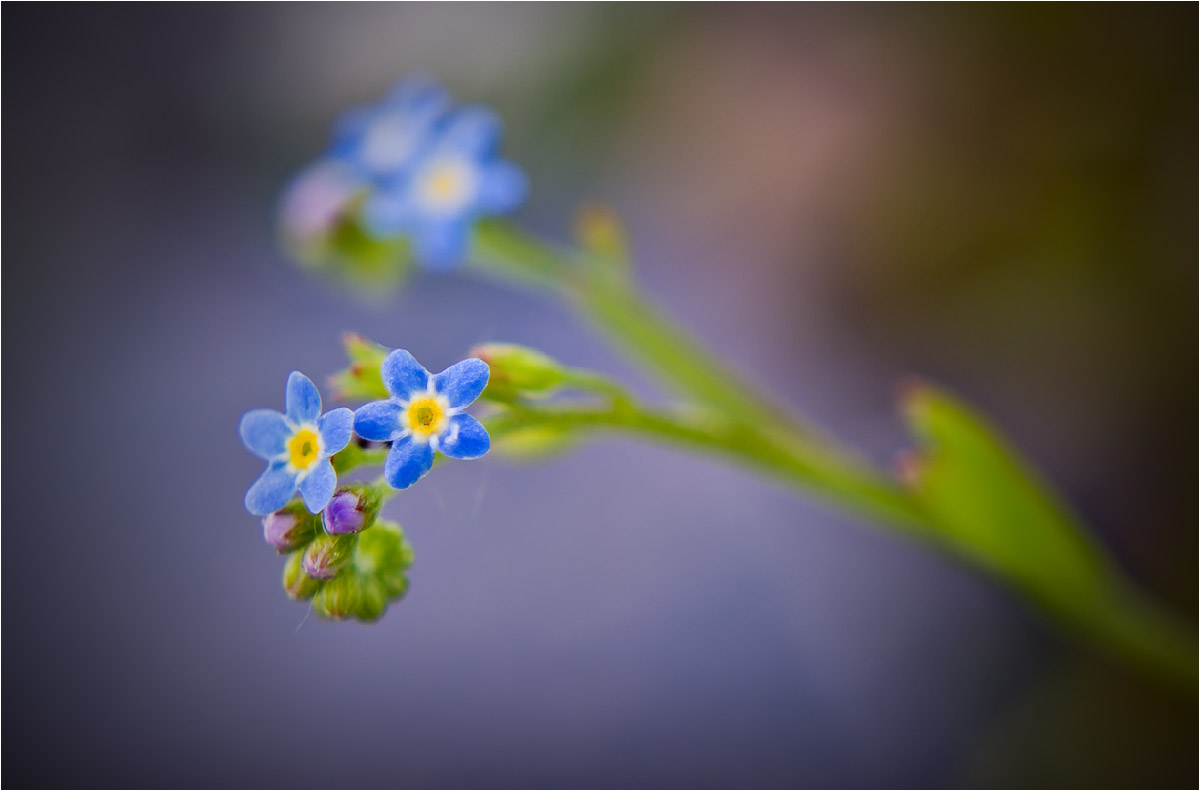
[3,4,1195,787]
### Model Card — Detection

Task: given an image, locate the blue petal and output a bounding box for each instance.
[331,84,446,177]
[286,371,322,424]
[413,220,471,269]
[478,160,528,214]
[440,106,502,157]
[239,409,290,460]
[380,349,429,399]
[385,75,448,114]
[245,462,299,516]
[318,408,354,454]
[362,187,417,236]
[329,106,374,160]
[437,413,490,460]
[384,436,435,490]
[298,459,338,513]
[434,358,490,408]
[354,400,405,442]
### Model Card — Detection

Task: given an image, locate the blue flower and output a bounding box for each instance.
[361,105,528,268]
[240,372,355,516]
[354,349,491,490]
[330,77,449,182]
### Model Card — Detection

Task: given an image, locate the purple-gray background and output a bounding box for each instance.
[4,5,1195,788]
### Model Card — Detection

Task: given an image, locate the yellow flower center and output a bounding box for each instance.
[419,159,473,212]
[406,397,447,437]
[288,428,320,470]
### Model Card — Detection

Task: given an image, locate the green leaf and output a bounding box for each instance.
[900,381,1108,610]
[900,381,1195,687]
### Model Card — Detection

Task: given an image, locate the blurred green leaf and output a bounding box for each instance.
[900,381,1195,686]
[901,381,1108,610]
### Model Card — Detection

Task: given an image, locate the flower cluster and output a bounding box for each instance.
[280,77,528,274]
[238,347,492,621]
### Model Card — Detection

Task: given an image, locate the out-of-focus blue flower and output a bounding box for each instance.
[354,349,491,490]
[331,77,449,182]
[240,372,354,515]
[361,105,529,268]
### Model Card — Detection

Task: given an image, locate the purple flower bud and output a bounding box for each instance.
[323,490,367,535]
[262,509,316,552]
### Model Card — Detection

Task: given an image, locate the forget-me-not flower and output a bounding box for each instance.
[240,372,354,515]
[354,349,491,490]
[331,77,449,182]
[362,106,529,268]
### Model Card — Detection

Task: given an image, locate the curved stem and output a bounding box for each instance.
[485,401,931,536]
[470,221,819,437]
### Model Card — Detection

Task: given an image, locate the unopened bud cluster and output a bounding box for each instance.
[267,482,413,622]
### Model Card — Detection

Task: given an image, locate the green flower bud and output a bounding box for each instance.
[282,550,322,601]
[470,342,565,398]
[355,521,412,573]
[313,573,361,621]
[356,520,414,601]
[356,578,389,622]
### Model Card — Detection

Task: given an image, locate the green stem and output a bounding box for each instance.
[485,401,929,535]
[331,444,389,475]
[559,367,634,406]
[470,221,817,437]
[470,220,895,503]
